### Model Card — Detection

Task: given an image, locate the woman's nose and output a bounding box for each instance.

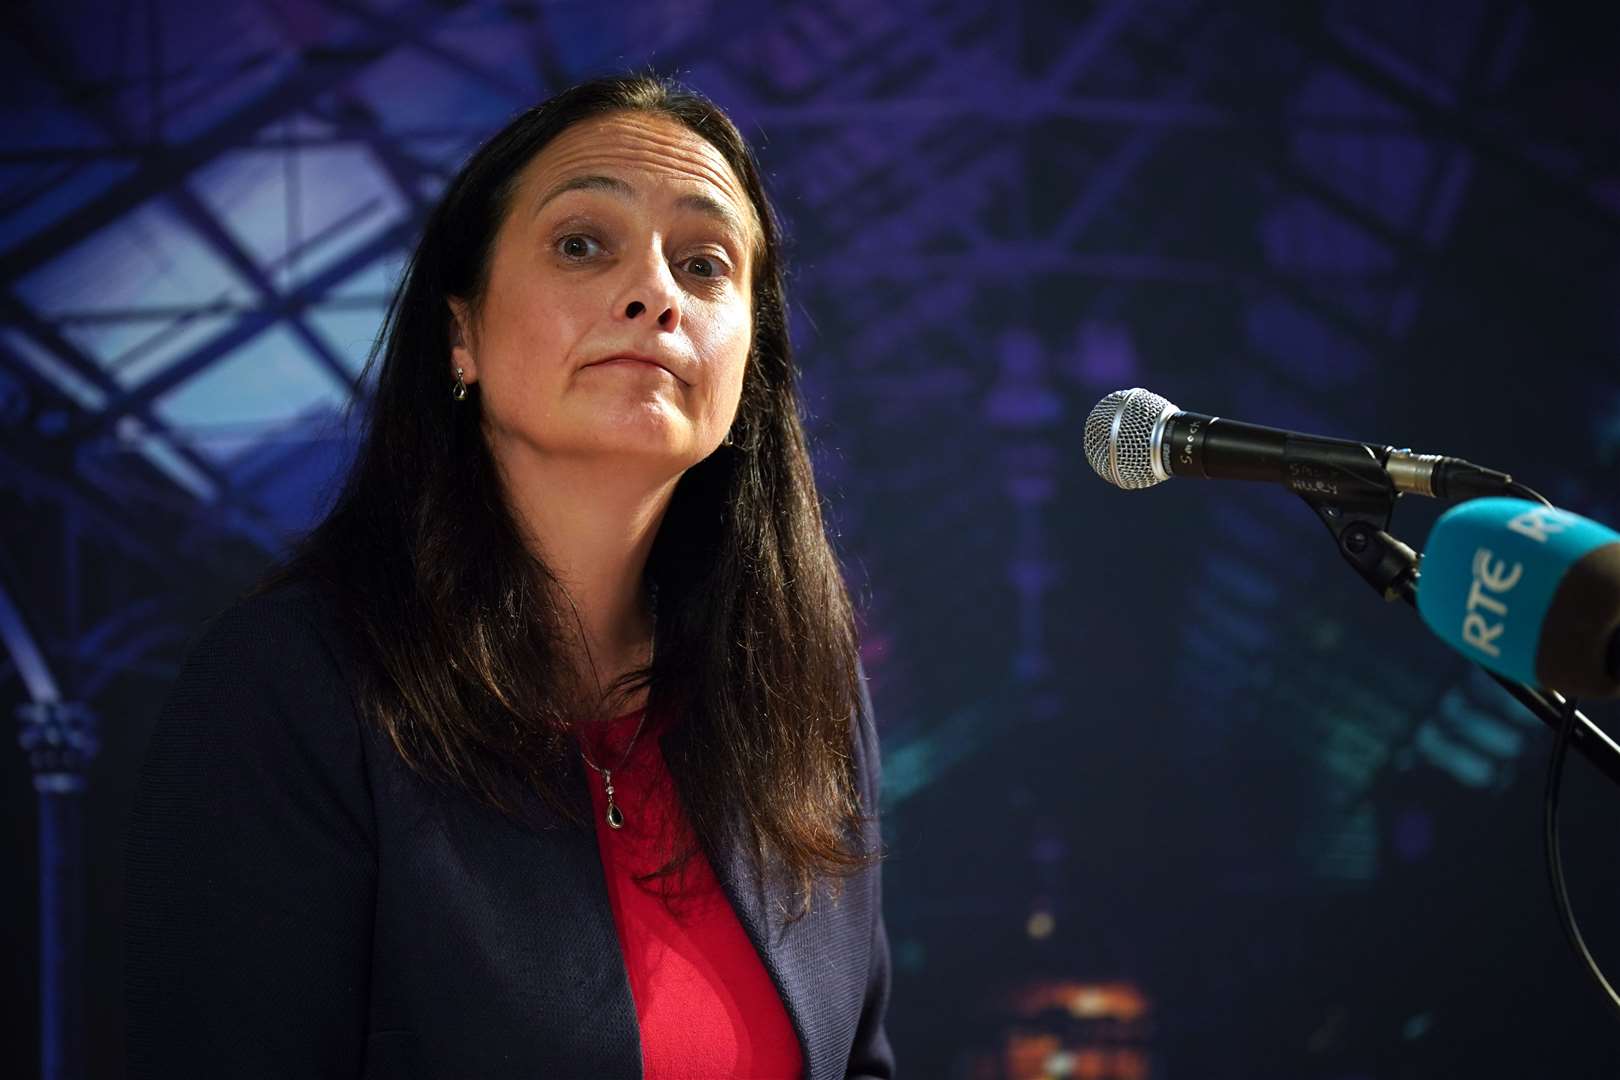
[616,250,681,331]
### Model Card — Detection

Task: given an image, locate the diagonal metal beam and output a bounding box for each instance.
[1113,21,1452,353]
[9,11,366,409]
[0,568,62,703]
[1279,5,1620,237]
[165,186,362,394]
[68,217,415,443]
[0,292,229,491]
[1043,60,1214,252]
[0,0,467,282]
[298,0,537,105]
[1036,0,1141,95]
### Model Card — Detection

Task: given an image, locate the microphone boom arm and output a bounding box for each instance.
[1296,467,1620,791]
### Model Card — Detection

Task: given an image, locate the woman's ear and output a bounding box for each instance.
[447,297,477,384]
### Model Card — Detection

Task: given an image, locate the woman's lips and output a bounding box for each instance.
[592,357,665,371]
[585,355,686,383]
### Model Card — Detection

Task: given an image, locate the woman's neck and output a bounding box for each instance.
[498,450,678,715]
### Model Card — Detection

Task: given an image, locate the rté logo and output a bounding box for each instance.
[1459,505,1571,658]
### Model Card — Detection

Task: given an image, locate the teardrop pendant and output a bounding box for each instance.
[602,770,623,829]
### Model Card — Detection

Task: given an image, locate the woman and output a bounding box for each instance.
[123,74,892,1079]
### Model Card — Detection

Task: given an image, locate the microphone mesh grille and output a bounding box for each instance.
[1083,388,1176,489]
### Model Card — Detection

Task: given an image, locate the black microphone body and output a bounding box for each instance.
[1084,388,1515,503]
[1170,412,1512,502]
[1157,412,1383,491]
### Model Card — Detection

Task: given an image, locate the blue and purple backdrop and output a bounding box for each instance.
[4,1,1620,1077]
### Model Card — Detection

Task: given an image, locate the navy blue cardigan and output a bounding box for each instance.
[124,582,893,1078]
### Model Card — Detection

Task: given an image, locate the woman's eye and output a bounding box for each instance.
[557,234,602,259]
[682,255,724,278]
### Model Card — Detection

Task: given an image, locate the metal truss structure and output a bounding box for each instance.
[3,1,1618,1076]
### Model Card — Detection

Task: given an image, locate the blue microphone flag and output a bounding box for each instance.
[1417,497,1620,697]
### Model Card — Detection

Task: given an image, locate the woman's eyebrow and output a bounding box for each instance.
[674,192,753,249]
[534,174,632,217]
[535,173,756,250]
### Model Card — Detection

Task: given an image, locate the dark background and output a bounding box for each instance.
[4,1,1620,1076]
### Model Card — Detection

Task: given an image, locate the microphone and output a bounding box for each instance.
[1416,497,1620,699]
[1084,387,1514,502]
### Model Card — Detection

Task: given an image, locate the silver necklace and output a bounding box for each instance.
[577,584,656,831]
[579,707,649,830]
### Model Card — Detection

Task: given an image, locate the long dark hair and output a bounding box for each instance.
[259,73,873,913]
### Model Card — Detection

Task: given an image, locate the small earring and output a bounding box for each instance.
[452,366,468,402]
[721,427,735,448]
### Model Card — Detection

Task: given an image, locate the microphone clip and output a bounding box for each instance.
[1290,445,1418,603]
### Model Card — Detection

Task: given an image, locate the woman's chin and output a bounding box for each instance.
[514,397,719,470]
[578,415,708,468]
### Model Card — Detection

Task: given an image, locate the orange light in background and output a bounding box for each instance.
[1007,980,1149,1023]
[1005,1032,1062,1079]
[1113,1049,1147,1080]
[997,981,1154,1079]
[1073,1048,1105,1078]
[1002,1036,1152,1080]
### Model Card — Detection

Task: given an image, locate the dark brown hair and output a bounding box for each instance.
[260,73,873,915]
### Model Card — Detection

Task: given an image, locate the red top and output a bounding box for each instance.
[583,706,804,1080]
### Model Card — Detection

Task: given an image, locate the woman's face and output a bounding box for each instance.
[452,110,759,476]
